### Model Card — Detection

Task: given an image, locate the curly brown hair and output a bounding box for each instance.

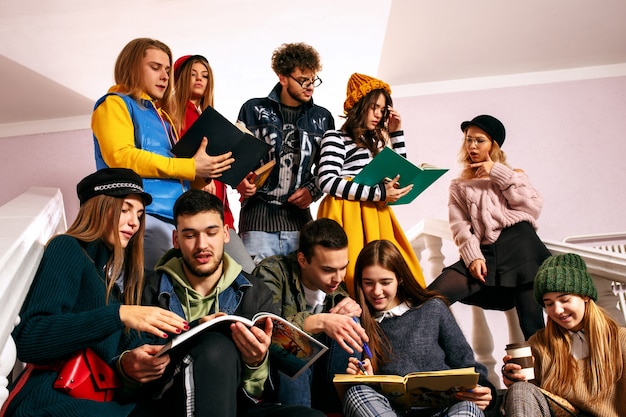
[271,42,321,75]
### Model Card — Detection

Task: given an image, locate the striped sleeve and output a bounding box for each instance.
[316,131,384,202]
[389,130,407,157]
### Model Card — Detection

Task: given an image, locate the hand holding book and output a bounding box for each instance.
[383,175,413,204]
[352,148,448,205]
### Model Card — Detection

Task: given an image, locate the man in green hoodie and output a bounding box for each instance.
[141,189,323,417]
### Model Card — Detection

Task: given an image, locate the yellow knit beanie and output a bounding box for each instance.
[343,73,391,114]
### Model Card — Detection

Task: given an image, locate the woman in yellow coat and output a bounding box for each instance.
[316,73,424,294]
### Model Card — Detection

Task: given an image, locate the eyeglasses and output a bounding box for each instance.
[464,136,491,146]
[289,74,323,89]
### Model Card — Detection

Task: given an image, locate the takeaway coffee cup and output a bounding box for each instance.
[505,342,535,381]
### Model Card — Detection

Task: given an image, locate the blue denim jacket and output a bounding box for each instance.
[237,83,335,203]
[153,271,253,321]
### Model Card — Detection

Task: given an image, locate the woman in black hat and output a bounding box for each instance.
[4,168,188,417]
[427,115,550,340]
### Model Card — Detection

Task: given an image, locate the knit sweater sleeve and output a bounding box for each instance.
[92,94,196,180]
[433,299,495,401]
[13,235,124,363]
[448,180,485,265]
[317,130,385,201]
[489,162,544,219]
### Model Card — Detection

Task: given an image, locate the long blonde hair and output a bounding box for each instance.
[172,55,215,133]
[114,38,177,122]
[65,195,146,306]
[532,299,623,399]
[458,129,511,179]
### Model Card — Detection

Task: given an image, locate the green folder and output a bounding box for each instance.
[352,147,448,205]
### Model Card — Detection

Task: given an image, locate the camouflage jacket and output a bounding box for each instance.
[252,252,349,333]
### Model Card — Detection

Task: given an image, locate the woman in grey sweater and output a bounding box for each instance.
[342,240,495,417]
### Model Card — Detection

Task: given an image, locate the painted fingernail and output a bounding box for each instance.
[163,333,169,338]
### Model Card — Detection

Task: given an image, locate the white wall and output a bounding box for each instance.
[0,129,94,223]
[2,74,625,236]
[390,75,626,244]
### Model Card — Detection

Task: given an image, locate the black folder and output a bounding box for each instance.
[171,106,272,187]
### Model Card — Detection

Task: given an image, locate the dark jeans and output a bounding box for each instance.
[277,332,358,413]
[129,331,324,417]
[130,331,240,417]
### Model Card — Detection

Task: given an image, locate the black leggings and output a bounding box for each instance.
[428,268,545,340]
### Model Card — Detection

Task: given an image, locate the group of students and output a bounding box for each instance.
[3,35,624,417]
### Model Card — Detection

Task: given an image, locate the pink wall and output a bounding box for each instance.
[1,76,625,240]
[0,129,94,223]
[392,75,626,241]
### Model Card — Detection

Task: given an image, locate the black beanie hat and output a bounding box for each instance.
[534,253,598,306]
[460,115,506,148]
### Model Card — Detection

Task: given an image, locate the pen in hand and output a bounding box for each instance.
[352,316,373,367]
[356,360,368,375]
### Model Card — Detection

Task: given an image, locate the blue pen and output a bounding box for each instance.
[356,360,368,375]
[353,317,373,359]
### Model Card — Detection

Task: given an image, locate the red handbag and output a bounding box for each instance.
[53,348,120,402]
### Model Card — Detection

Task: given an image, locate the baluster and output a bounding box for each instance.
[470,306,499,388]
[0,317,19,408]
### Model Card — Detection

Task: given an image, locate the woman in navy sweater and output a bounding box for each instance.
[342,240,494,417]
[5,168,187,417]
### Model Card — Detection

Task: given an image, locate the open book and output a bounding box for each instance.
[352,147,448,205]
[333,367,479,410]
[171,106,271,188]
[157,312,328,379]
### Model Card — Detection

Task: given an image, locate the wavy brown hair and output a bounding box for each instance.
[172,55,215,133]
[341,89,392,156]
[532,299,623,401]
[65,194,146,306]
[353,240,447,371]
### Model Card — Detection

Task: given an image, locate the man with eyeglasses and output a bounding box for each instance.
[236,42,335,267]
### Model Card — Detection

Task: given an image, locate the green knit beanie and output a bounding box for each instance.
[534,253,598,306]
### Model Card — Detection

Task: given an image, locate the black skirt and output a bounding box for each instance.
[444,221,551,310]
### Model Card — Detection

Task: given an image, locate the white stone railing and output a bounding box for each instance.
[0,188,66,407]
[408,218,626,388]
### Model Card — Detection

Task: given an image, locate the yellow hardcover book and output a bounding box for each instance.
[333,367,479,410]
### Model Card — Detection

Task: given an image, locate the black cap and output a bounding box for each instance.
[77,168,152,206]
[460,115,506,148]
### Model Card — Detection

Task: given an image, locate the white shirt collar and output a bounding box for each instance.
[303,285,326,312]
[568,329,589,360]
[374,301,412,322]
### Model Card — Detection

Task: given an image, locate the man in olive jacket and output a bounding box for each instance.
[253,218,368,412]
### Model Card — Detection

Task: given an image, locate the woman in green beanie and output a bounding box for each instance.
[501,253,626,417]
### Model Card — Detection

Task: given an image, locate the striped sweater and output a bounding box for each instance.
[317,130,406,201]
